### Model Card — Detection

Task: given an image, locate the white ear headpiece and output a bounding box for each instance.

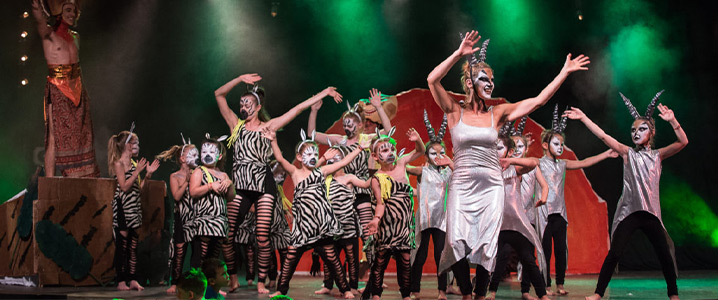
[124,122,135,144]
[296,129,317,152]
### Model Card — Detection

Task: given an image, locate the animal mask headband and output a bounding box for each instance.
[296,129,317,152]
[459,32,490,110]
[423,110,448,143]
[371,126,397,151]
[550,104,569,134]
[619,90,664,120]
[124,122,135,144]
[205,133,229,142]
[344,101,363,121]
[180,132,192,153]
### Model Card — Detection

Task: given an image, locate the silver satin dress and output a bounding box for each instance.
[612,148,677,274]
[536,156,568,239]
[439,108,504,273]
[502,167,546,279]
[520,168,538,225]
[412,165,451,263]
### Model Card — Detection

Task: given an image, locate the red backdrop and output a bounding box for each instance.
[283,88,609,275]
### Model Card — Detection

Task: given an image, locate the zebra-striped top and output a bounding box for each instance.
[327,176,360,239]
[113,164,142,230]
[375,176,415,251]
[191,169,228,238]
[232,126,273,193]
[342,136,372,195]
[290,168,343,247]
[178,186,196,242]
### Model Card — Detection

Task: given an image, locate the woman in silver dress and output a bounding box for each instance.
[426,30,590,299]
[564,91,687,300]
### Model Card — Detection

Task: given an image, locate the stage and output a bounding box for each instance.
[1,271,717,299]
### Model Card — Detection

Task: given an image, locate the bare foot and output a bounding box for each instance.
[546,288,556,296]
[447,286,461,295]
[166,284,177,294]
[117,281,130,291]
[344,291,356,299]
[268,291,282,298]
[257,282,270,294]
[266,280,275,289]
[129,280,144,291]
[351,288,359,295]
[485,291,496,300]
[229,274,240,292]
[585,294,601,300]
[461,295,471,300]
[473,295,485,300]
[383,283,388,288]
[358,287,365,293]
[220,290,227,297]
[521,292,538,300]
[410,292,420,299]
[247,279,254,286]
[555,284,569,295]
[438,290,448,300]
[315,287,333,294]
[669,296,680,300]
[372,295,381,300]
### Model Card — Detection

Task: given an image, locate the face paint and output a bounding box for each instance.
[631,120,651,146]
[201,142,220,166]
[473,69,494,100]
[326,150,344,165]
[343,117,358,138]
[496,139,508,158]
[301,145,319,168]
[127,137,140,156]
[512,137,526,158]
[185,147,199,168]
[376,141,397,164]
[427,144,446,166]
[238,96,256,120]
[550,136,564,156]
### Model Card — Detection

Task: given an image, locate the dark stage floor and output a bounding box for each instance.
[1,271,717,299]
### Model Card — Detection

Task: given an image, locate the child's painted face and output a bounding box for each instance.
[511,137,526,158]
[238,95,258,120]
[631,119,652,146]
[127,136,140,156]
[427,144,446,166]
[549,135,564,157]
[326,149,345,165]
[343,116,359,138]
[496,139,508,158]
[201,142,220,166]
[184,147,199,168]
[374,141,397,165]
[272,164,287,183]
[300,144,319,168]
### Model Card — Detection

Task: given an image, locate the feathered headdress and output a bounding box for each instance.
[459,32,491,109]
[619,90,664,121]
[296,129,317,152]
[423,110,448,144]
[550,104,569,134]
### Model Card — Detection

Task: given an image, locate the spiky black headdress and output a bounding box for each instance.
[498,116,528,137]
[619,90,664,122]
[549,104,569,134]
[423,110,448,144]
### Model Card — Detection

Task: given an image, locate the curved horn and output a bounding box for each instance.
[125,122,135,144]
[437,114,448,140]
[619,92,641,120]
[645,89,664,118]
[558,107,569,133]
[516,116,528,135]
[423,110,436,141]
[300,128,306,141]
[551,104,560,132]
[478,39,490,63]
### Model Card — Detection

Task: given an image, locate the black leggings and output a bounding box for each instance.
[322,238,360,290]
[170,241,188,285]
[277,239,350,295]
[441,258,473,296]
[410,228,447,292]
[114,228,138,284]
[190,236,222,268]
[369,248,412,298]
[488,231,546,297]
[542,213,567,287]
[224,190,275,283]
[595,211,678,297]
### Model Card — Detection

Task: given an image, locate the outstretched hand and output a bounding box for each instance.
[534,197,547,207]
[525,132,535,147]
[369,88,383,107]
[561,54,590,74]
[238,73,262,85]
[363,219,379,235]
[323,148,340,161]
[136,158,148,172]
[323,87,343,103]
[657,103,676,123]
[606,149,619,158]
[434,154,453,167]
[457,30,482,56]
[261,127,276,141]
[499,158,512,170]
[146,159,160,174]
[406,128,421,142]
[562,107,586,120]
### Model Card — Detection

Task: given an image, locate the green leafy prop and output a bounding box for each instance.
[35,220,93,281]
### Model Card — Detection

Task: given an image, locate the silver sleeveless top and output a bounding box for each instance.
[520,168,538,225]
[416,165,451,232]
[440,107,504,273]
[537,155,567,237]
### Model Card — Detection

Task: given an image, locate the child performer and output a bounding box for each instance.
[537,105,618,296]
[363,127,425,300]
[108,124,160,291]
[158,135,199,294]
[189,135,234,269]
[265,128,369,299]
[563,91,686,300]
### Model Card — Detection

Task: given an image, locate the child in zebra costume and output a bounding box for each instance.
[363,127,425,300]
[108,126,160,291]
[214,73,342,293]
[315,139,372,295]
[264,128,369,299]
[564,92,686,300]
[188,136,234,272]
[157,135,199,294]
[481,123,550,300]
[537,105,617,296]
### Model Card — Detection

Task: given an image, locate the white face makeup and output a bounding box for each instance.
[376,141,397,165]
[201,142,220,166]
[301,144,319,168]
[185,147,199,168]
[343,117,358,138]
[238,96,257,120]
[127,137,140,156]
[496,139,508,158]
[631,120,652,146]
[512,137,526,158]
[427,144,446,166]
[474,69,494,100]
[549,136,564,157]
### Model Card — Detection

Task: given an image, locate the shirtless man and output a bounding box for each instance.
[32,0,100,177]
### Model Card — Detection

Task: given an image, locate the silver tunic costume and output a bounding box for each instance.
[502,167,546,278]
[536,155,567,238]
[611,148,677,273]
[439,107,504,273]
[412,165,451,263]
[520,168,538,225]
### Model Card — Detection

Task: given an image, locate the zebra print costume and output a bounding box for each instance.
[177,186,195,243]
[270,186,292,249]
[191,168,228,238]
[342,135,372,195]
[234,211,256,244]
[290,168,343,247]
[113,163,142,230]
[327,176,361,239]
[232,126,274,193]
[375,176,416,251]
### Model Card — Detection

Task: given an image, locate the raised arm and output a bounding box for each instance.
[115,158,145,192]
[565,149,618,170]
[534,167,549,207]
[406,165,423,177]
[321,142,368,176]
[656,104,688,160]
[214,73,262,130]
[501,157,539,175]
[266,87,343,132]
[434,155,455,171]
[140,159,160,189]
[368,89,393,135]
[31,0,52,39]
[347,174,372,189]
[307,99,344,146]
[427,31,483,114]
[399,128,426,165]
[262,128,297,175]
[498,54,590,122]
[564,107,630,157]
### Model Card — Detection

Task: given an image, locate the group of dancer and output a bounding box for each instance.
[31,3,687,298]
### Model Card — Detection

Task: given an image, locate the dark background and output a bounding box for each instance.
[1,0,717,271]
